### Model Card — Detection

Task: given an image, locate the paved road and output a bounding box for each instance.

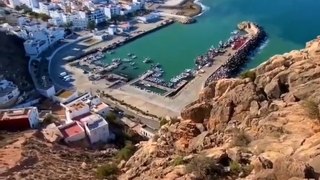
[47,36,92,91]
[101,97,160,130]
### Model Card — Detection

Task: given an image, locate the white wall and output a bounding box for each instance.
[65,130,86,143]
[65,104,90,121]
[28,107,40,129]
[86,123,109,144]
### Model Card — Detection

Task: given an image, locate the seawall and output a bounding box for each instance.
[204,22,267,86]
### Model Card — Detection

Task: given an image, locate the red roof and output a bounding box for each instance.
[59,121,84,138]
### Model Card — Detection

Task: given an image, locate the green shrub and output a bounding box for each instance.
[106,112,118,123]
[172,156,185,166]
[230,161,241,174]
[42,114,58,125]
[160,118,168,127]
[240,70,256,81]
[232,130,251,147]
[116,141,136,161]
[186,155,223,179]
[303,100,320,120]
[96,163,118,179]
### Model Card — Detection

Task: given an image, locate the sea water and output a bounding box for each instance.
[102,0,320,81]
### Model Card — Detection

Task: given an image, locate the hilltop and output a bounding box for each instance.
[118,36,320,179]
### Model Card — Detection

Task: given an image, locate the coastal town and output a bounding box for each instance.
[1,0,320,179]
[0,0,265,144]
[0,0,266,178]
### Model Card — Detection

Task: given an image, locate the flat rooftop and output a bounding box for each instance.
[92,102,109,112]
[67,101,88,112]
[80,114,108,131]
[55,89,75,99]
[59,121,84,138]
[87,119,107,131]
[0,108,34,121]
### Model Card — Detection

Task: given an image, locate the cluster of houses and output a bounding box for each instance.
[1,17,65,57]
[0,78,20,109]
[0,89,113,145]
[4,0,145,29]
[50,90,113,144]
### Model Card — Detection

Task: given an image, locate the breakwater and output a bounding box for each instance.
[204,22,267,86]
[66,19,174,63]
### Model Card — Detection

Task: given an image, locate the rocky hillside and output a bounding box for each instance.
[0,32,33,91]
[119,37,320,180]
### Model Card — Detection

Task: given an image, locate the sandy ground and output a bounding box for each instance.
[162,0,187,7]
[0,131,34,174]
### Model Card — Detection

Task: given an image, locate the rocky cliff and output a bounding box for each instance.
[0,32,33,91]
[119,37,320,180]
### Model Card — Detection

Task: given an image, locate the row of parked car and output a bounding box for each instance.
[59,72,71,81]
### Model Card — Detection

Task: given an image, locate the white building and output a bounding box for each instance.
[0,79,20,109]
[19,0,39,9]
[120,2,141,15]
[91,102,110,117]
[137,13,159,23]
[104,4,120,19]
[90,8,106,24]
[39,2,51,15]
[108,24,117,35]
[22,25,65,57]
[140,125,156,139]
[80,114,110,144]
[0,107,40,130]
[59,121,86,143]
[65,101,90,122]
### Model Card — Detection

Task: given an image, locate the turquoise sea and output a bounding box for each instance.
[102,0,320,81]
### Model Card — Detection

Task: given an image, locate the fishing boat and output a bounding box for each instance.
[132,55,137,59]
[143,57,152,63]
[121,66,127,70]
[133,66,138,69]
[231,30,239,35]
[130,62,135,66]
[128,53,133,56]
[122,58,131,62]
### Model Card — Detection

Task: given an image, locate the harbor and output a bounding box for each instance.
[68,21,265,99]
[47,0,320,118]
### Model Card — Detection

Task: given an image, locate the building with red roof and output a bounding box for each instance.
[58,121,85,143]
[0,107,39,131]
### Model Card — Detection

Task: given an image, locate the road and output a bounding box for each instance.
[101,97,160,130]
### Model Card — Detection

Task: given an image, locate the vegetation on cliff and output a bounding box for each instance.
[0,32,33,91]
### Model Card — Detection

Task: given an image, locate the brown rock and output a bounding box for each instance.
[264,80,281,99]
[181,102,212,123]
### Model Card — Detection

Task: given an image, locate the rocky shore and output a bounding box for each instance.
[205,22,267,86]
[118,36,320,179]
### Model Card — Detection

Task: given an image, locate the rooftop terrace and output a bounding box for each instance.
[59,121,84,138]
[0,107,34,121]
[55,89,76,99]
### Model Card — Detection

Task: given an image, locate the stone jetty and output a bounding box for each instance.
[204,21,267,86]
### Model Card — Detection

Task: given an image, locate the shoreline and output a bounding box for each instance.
[64,19,174,63]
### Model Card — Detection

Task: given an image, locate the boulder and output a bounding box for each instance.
[264,80,281,99]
